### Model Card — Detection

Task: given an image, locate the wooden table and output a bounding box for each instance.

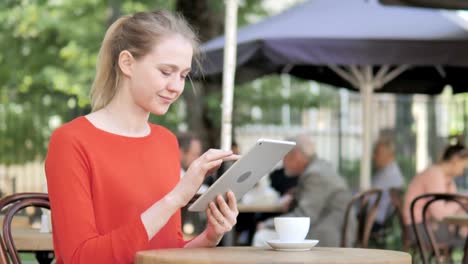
[135,247,411,264]
[444,214,468,264]
[443,214,468,226]
[0,215,30,228]
[237,203,283,213]
[12,228,54,264]
[12,228,53,251]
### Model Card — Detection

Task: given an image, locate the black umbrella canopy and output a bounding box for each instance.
[200,0,468,94]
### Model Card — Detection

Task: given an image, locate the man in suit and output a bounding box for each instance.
[253,134,356,247]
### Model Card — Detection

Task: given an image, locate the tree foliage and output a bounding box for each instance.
[0,0,175,164]
[0,0,322,165]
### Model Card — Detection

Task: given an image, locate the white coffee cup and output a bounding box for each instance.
[274,217,310,242]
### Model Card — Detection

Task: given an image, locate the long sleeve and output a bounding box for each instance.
[281,172,326,224]
[45,130,150,264]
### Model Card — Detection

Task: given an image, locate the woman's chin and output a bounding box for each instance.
[150,106,170,116]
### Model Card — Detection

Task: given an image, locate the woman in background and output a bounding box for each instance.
[403,143,467,244]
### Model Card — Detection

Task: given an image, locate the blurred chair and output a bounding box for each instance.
[410,193,468,264]
[341,188,382,248]
[0,192,50,264]
[388,187,414,252]
[369,187,403,248]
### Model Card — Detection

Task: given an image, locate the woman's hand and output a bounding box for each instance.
[204,191,239,245]
[168,149,239,207]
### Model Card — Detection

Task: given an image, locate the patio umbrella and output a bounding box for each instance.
[199,0,468,190]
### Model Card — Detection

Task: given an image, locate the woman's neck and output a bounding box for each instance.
[98,89,151,137]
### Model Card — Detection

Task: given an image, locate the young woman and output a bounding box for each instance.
[45,10,239,264]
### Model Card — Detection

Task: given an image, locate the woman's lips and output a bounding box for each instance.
[159,95,174,104]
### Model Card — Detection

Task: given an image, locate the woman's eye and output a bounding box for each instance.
[180,75,187,80]
[160,70,171,76]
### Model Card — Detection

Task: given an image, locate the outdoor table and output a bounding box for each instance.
[444,214,468,264]
[135,246,411,264]
[237,203,283,213]
[12,227,54,264]
[0,215,30,228]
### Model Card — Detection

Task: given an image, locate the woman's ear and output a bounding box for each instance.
[118,50,134,77]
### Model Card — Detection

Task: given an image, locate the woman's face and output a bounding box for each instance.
[449,156,468,177]
[127,34,193,115]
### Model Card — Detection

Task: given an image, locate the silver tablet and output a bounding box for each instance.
[188,138,296,212]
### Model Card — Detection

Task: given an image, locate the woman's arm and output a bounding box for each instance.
[425,173,463,220]
[142,150,239,240]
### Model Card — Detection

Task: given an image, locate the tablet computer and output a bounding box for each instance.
[188,138,296,212]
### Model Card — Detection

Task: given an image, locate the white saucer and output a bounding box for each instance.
[266,239,319,251]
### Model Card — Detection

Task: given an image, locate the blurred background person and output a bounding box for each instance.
[403,142,468,247]
[371,137,404,230]
[252,134,356,247]
[177,132,206,238]
[177,132,202,176]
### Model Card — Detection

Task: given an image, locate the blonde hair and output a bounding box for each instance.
[90,10,201,111]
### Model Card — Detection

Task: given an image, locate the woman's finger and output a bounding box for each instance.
[226,191,238,214]
[209,201,228,227]
[203,149,233,162]
[223,154,241,162]
[201,159,223,174]
[216,195,237,226]
[206,207,228,236]
[207,205,226,233]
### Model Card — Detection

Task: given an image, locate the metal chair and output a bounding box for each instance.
[410,193,468,264]
[341,188,383,248]
[0,193,51,264]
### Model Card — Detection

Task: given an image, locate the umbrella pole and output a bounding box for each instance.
[329,65,410,190]
[360,71,373,190]
[220,0,238,152]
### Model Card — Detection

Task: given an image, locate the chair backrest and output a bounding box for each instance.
[410,193,468,264]
[341,188,383,248]
[0,193,49,264]
[389,187,412,251]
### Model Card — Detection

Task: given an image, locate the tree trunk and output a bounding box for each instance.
[176,0,224,148]
[107,0,121,25]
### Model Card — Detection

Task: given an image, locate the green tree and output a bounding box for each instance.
[0,0,321,166]
[0,0,174,164]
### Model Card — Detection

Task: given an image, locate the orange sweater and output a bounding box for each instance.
[45,116,185,264]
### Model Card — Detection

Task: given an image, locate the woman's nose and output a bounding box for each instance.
[167,77,185,93]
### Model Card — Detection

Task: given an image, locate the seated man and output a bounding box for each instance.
[371,137,404,228]
[270,166,299,196]
[253,134,356,247]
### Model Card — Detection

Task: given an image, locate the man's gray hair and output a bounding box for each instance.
[288,134,316,160]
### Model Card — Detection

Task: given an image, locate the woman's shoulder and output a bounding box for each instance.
[50,116,88,142]
[420,165,444,178]
[149,123,177,142]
